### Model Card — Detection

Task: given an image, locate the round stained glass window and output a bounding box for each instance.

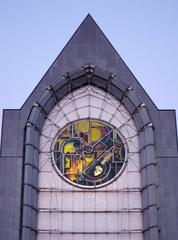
[51,119,127,188]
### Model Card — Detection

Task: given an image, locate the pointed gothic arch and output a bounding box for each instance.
[22,65,159,240]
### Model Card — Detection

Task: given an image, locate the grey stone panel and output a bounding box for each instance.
[71,74,89,90]
[158,127,177,148]
[122,96,137,115]
[32,187,38,210]
[147,165,157,186]
[32,167,38,189]
[94,67,111,80]
[111,77,128,92]
[159,229,168,240]
[22,205,37,231]
[52,76,67,92]
[149,205,158,227]
[68,67,86,80]
[0,231,9,240]
[23,184,32,205]
[91,75,107,89]
[24,165,33,187]
[33,130,40,153]
[24,185,37,211]
[25,127,35,146]
[22,205,31,227]
[150,227,159,240]
[140,146,155,171]
[141,167,147,190]
[139,120,159,240]
[156,110,178,158]
[143,208,149,230]
[38,95,56,115]
[147,185,157,206]
[143,230,150,240]
[142,188,149,210]
[22,227,35,240]
[126,90,141,109]
[133,111,144,131]
[33,148,39,169]
[144,126,155,146]
[55,83,69,101]
[146,145,156,166]
[156,146,178,158]
[28,107,46,131]
[159,110,177,129]
[37,88,52,106]
[157,156,178,239]
[25,145,34,165]
[139,130,146,151]
[25,127,40,168]
[138,107,151,126]
[159,208,178,240]
[22,123,40,240]
[0,157,22,240]
[109,83,123,100]
[1,110,21,157]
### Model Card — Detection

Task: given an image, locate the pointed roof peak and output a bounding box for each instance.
[21,14,157,111]
[80,13,98,28]
[84,13,95,21]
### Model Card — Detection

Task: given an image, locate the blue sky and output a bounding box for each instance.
[0,0,178,131]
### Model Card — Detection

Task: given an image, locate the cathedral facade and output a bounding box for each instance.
[0,15,178,240]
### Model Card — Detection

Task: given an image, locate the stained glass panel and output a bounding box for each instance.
[52,119,126,188]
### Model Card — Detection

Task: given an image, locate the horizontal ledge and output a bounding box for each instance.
[37,230,143,234]
[38,209,142,213]
[156,156,178,158]
[0,155,23,158]
[38,187,141,193]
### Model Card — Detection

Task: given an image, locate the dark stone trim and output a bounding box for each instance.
[22,226,37,233]
[143,225,159,232]
[141,183,158,191]
[140,162,157,171]
[24,163,39,171]
[24,143,40,152]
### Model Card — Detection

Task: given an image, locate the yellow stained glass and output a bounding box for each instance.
[53,119,125,188]
[65,158,70,168]
[92,121,104,127]
[91,128,101,142]
[75,121,89,133]
[94,165,103,176]
[63,143,75,154]
[101,152,112,165]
